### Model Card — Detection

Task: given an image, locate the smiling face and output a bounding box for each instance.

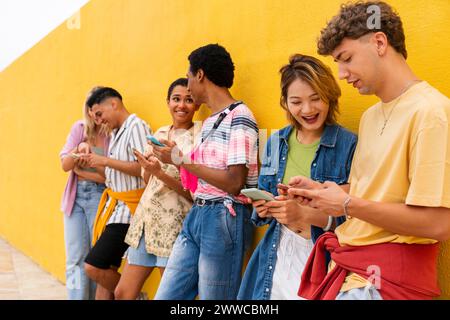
[332,34,381,96]
[91,97,118,129]
[167,85,198,126]
[88,108,103,126]
[286,78,329,134]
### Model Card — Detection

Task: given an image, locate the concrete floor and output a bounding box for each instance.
[0,237,67,300]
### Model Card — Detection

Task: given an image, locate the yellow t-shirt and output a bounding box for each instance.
[335,81,450,291]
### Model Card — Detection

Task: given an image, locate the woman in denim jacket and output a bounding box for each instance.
[238,54,357,300]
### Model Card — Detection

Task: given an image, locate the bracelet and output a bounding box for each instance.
[343,196,352,219]
[323,216,333,232]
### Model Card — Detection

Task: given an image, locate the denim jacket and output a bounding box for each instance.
[237,124,357,300]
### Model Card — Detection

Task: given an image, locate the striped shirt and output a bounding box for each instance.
[194,103,259,202]
[104,114,151,225]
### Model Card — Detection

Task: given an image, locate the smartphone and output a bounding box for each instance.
[146,134,166,147]
[240,188,275,201]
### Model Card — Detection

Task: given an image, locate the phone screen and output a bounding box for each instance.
[241,188,274,201]
[146,135,165,147]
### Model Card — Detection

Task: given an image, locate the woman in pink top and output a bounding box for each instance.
[59,87,110,300]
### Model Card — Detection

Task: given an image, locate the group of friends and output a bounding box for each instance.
[59,1,450,300]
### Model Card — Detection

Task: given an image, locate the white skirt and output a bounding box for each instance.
[270,225,314,300]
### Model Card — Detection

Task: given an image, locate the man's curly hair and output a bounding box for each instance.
[317,1,407,59]
[188,44,235,88]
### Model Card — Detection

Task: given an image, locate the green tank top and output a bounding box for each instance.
[81,146,104,172]
[282,130,320,184]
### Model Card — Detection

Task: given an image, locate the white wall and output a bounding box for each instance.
[0,0,89,71]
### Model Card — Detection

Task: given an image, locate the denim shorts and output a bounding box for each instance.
[127,234,169,268]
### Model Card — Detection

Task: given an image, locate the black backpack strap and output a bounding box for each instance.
[202,101,242,142]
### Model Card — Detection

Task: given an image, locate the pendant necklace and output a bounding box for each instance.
[379,79,421,136]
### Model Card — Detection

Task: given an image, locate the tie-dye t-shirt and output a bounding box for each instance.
[193,103,259,203]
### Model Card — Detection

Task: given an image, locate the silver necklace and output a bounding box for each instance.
[379,79,420,136]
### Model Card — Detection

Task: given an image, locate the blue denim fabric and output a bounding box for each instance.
[154,202,252,300]
[64,180,105,300]
[127,233,169,268]
[335,285,383,300]
[237,124,357,300]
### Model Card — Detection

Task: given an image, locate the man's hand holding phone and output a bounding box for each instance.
[276,176,323,205]
[288,176,323,190]
[133,148,161,176]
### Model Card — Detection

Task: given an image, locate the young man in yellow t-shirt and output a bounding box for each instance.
[289,1,450,300]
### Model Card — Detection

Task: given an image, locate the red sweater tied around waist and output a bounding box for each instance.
[298,232,441,300]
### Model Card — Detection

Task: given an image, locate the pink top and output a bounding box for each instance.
[59,120,110,216]
[180,149,199,193]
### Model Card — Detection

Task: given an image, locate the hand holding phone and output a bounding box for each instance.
[133,148,149,167]
[146,135,166,147]
[72,153,89,168]
[240,188,275,201]
[241,188,274,219]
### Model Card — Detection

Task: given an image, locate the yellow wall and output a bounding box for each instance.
[0,0,449,299]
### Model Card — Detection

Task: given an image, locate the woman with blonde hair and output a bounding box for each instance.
[59,86,111,300]
[237,54,357,300]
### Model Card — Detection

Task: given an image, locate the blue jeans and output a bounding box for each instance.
[64,181,105,300]
[154,202,253,300]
